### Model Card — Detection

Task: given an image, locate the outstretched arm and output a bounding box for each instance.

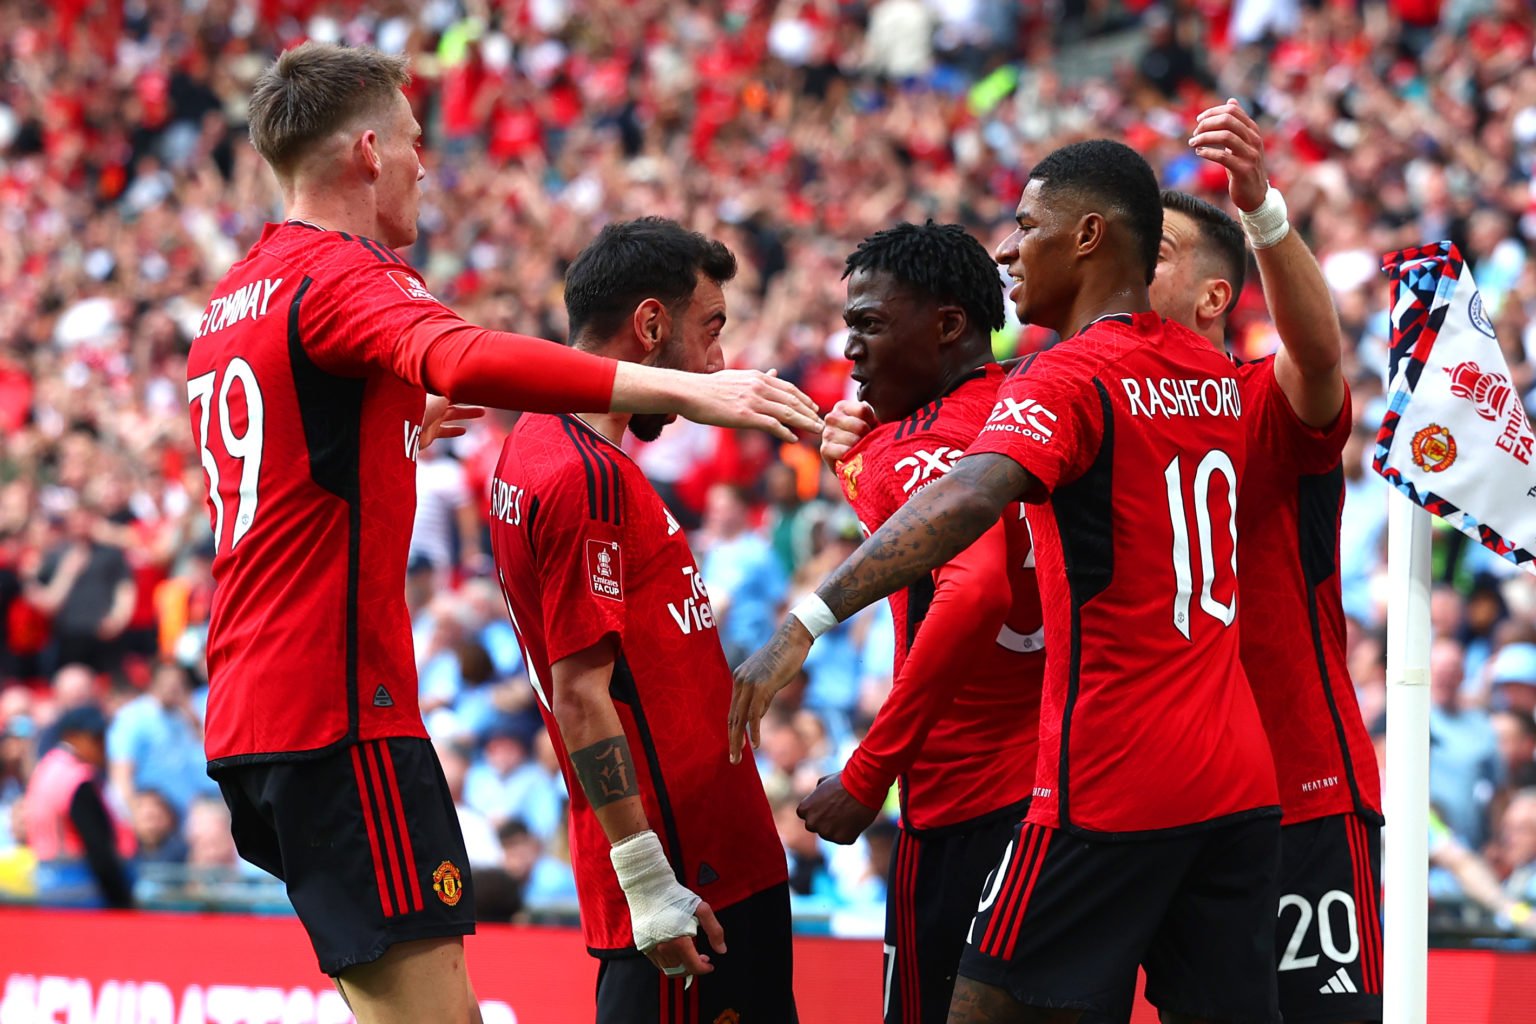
[400,312,824,443]
[819,454,1034,620]
[1191,99,1345,429]
[727,453,1035,761]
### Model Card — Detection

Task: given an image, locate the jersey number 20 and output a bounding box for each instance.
[188,360,265,553]
[1163,450,1237,640]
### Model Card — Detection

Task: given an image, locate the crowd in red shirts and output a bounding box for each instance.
[6,0,1536,930]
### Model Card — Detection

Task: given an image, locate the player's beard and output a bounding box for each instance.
[628,331,686,443]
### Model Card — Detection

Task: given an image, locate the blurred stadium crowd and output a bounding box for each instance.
[6,0,1536,937]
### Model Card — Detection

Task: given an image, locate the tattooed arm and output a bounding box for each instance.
[551,635,648,842]
[729,454,1037,761]
[552,635,726,976]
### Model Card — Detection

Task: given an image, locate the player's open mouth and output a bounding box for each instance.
[850,371,869,400]
[1008,277,1023,304]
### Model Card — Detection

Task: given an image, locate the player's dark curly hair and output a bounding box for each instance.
[564,217,737,344]
[842,221,1005,338]
[1027,140,1163,285]
[1161,189,1247,314]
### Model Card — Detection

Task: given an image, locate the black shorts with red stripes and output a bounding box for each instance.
[215,736,475,976]
[1275,813,1383,1023]
[595,882,797,1024]
[958,814,1283,1023]
[884,804,1026,1024]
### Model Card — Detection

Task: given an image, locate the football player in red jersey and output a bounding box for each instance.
[1154,100,1383,1023]
[785,222,1042,1024]
[732,140,1282,1024]
[490,219,793,1023]
[820,121,1384,1018]
[189,44,817,1024]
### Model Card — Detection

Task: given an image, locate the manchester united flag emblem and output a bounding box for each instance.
[432,860,463,906]
[1410,424,1457,473]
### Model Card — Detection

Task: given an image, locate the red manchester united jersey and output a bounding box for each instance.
[1237,357,1382,824]
[188,222,457,766]
[490,414,787,954]
[835,365,1041,830]
[968,313,1278,838]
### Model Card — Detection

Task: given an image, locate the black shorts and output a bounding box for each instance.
[1274,813,1383,1023]
[595,882,797,1024]
[958,814,1282,1023]
[884,807,1024,1024]
[215,737,476,976]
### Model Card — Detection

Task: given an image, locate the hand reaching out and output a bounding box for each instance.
[420,396,486,451]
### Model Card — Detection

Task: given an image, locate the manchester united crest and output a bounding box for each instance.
[1410,424,1457,473]
[432,860,463,906]
[838,453,864,500]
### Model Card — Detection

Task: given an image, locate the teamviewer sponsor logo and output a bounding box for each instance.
[986,397,1057,443]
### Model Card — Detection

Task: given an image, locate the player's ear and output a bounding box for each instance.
[936,305,967,346]
[1201,277,1234,325]
[1075,212,1106,260]
[358,130,383,181]
[632,298,669,355]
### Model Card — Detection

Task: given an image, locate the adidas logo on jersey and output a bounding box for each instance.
[1319,966,1358,994]
[373,686,394,708]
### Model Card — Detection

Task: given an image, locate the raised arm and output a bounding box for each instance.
[727,452,1035,761]
[551,636,725,979]
[1190,99,1345,428]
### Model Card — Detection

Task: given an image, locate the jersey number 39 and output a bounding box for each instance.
[188,360,266,553]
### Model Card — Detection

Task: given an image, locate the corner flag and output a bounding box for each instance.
[1374,241,1536,570]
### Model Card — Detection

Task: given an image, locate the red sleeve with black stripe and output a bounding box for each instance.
[298,243,617,413]
[840,519,1013,809]
[529,432,630,668]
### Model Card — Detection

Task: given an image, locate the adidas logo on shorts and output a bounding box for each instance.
[1319,967,1358,994]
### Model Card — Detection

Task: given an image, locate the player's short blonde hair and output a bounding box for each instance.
[247,42,410,176]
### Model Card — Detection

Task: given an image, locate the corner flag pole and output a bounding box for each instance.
[1382,489,1432,1023]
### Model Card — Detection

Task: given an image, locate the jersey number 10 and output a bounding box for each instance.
[188,360,266,553]
[1163,450,1237,640]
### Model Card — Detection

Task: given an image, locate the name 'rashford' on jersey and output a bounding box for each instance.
[967,312,1279,838]
[187,223,453,767]
[489,413,786,955]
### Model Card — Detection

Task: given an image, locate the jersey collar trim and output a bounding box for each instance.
[562,413,635,463]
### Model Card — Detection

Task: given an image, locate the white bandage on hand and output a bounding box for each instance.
[610,830,701,953]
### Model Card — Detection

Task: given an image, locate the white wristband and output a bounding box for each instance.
[1239,186,1290,250]
[788,593,839,640]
